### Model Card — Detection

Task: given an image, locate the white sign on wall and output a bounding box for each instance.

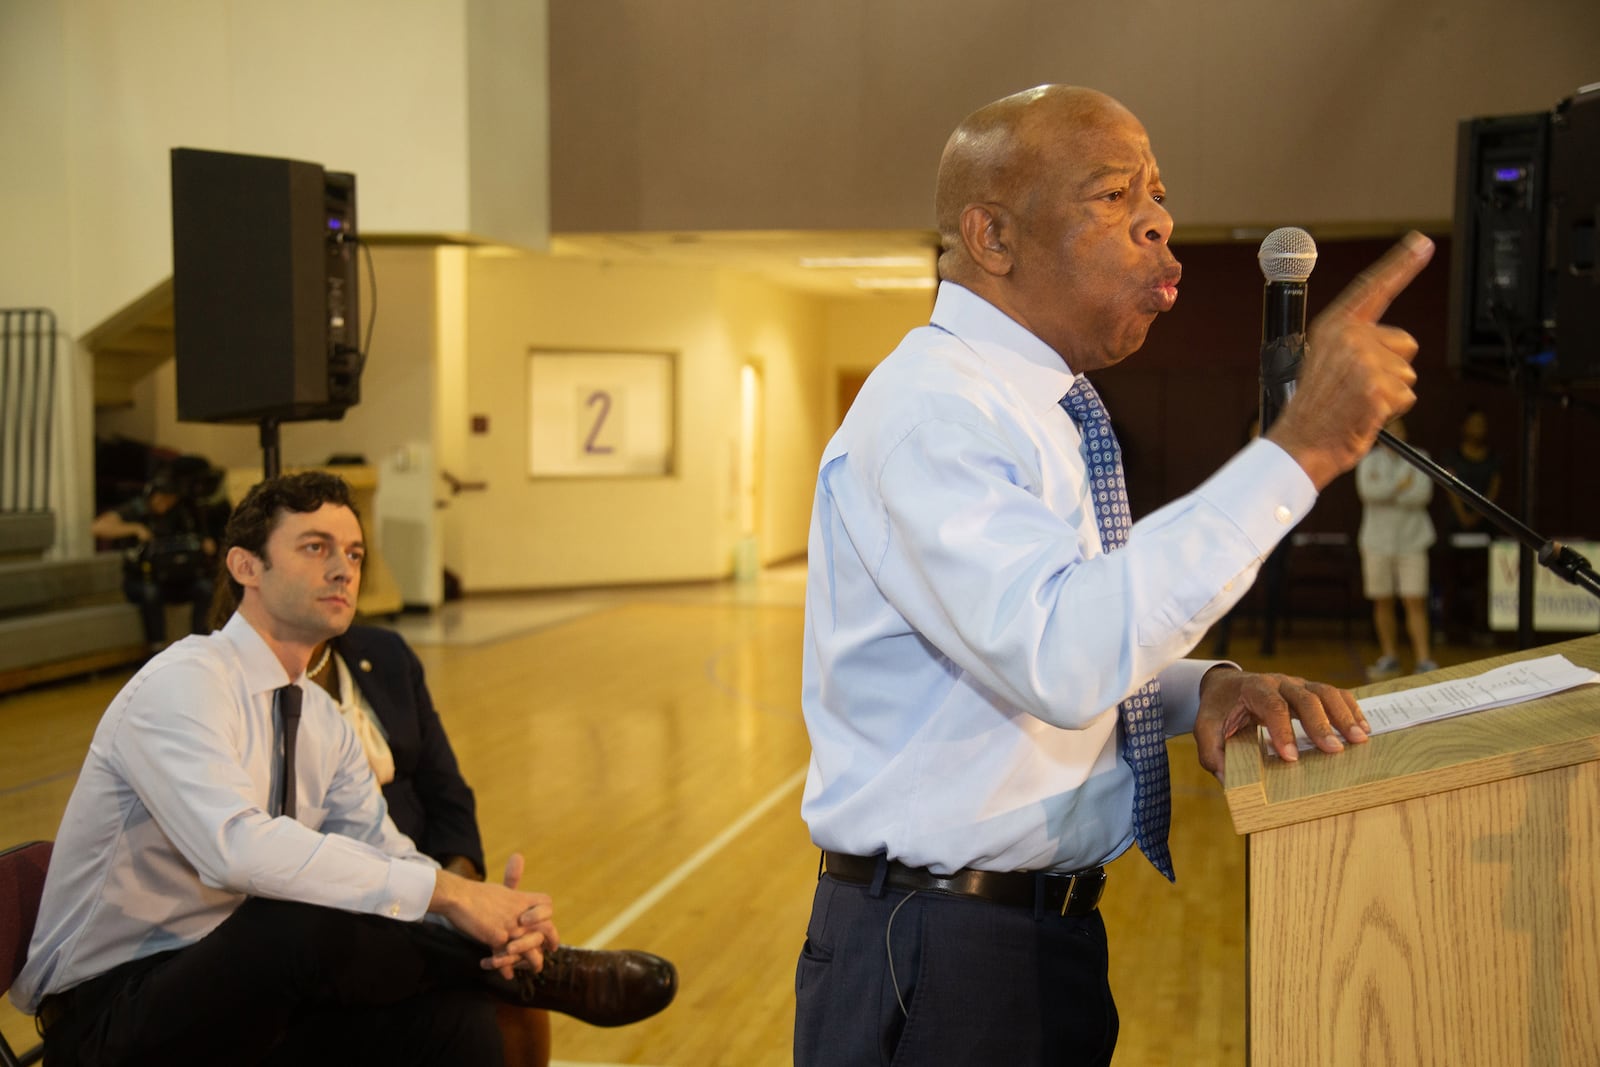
[1488,539,1600,632]
[527,350,676,477]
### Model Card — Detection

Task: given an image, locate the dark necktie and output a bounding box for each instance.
[277,684,302,820]
[1059,377,1175,881]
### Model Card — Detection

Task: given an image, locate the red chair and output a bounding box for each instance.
[0,841,51,1067]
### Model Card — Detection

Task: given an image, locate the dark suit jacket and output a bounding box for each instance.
[332,625,486,876]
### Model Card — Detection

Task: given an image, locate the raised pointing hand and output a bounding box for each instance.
[1267,231,1435,490]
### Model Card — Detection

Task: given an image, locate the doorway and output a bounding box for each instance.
[736,361,764,578]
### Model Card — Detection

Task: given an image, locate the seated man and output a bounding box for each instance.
[202,601,677,1063]
[317,622,556,1066]
[12,471,672,1065]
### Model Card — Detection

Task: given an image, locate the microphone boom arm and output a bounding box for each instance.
[1374,428,1600,602]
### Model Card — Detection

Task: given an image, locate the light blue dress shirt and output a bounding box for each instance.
[801,282,1318,875]
[11,613,439,1013]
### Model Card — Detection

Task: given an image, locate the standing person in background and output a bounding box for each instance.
[1438,407,1502,644]
[1357,417,1437,678]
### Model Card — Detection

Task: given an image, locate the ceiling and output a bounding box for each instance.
[84,229,946,408]
[537,222,1444,298]
[543,229,941,297]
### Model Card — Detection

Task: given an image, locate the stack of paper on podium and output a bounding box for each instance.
[1281,653,1599,752]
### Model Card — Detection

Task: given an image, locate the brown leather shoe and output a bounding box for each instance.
[490,947,677,1027]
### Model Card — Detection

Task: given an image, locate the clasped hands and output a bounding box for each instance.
[1192,665,1371,781]
[436,852,560,979]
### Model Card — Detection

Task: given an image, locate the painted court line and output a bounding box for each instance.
[582,765,808,950]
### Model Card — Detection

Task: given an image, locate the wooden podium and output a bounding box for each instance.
[1224,634,1600,1066]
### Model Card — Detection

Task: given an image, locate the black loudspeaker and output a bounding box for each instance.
[1448,85,1600,386]
[171,148,362,423]
[1549,87,1600,383]
[1447,110,1552,379]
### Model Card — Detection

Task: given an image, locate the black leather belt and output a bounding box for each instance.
[822,851,1106,917]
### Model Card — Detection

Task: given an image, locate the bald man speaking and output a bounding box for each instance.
[794,85,1432,1065]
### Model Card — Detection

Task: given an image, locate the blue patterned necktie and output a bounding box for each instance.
[1060,377,1175,881]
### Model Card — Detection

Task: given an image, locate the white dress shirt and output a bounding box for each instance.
[11,613,439,1013]
[1357,444,1436,554]
[801,281,1318,875]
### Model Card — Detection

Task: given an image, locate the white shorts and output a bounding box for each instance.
[1362,552,1429,599]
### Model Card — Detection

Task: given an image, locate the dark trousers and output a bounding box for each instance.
[41,897,503,1067]
[1438,544,1492,642]
[123,574,213,645]
[794,875,1118,1066]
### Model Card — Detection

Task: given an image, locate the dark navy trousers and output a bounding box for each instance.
[794,874,1118,1066]
[41,897,503,1066]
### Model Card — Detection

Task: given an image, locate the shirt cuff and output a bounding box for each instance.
[1197,437,1317,557]
[381,856,440,921]
[1157,658,1238,737]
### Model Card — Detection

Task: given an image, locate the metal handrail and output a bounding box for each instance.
[0,309,58,513]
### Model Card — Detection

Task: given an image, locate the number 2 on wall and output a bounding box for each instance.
[584,390,616,454]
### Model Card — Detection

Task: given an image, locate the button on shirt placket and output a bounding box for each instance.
[1060,377,1175,881]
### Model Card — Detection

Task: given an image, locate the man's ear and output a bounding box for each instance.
[960,202,1015,277]
[226,546,262,590]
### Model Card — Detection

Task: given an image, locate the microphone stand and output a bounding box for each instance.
[1373,428,1600,609]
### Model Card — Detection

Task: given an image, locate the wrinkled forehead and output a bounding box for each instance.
[268,503,364,547]
[1028,96,1157,182]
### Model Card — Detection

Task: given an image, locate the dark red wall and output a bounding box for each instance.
[1094,235,1600,543]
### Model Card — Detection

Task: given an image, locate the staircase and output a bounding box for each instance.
[0,514,145,692]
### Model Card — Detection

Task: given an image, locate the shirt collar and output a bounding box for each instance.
[929,281,1082,414]
[221,611,296,695]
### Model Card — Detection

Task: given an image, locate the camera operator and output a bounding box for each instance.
[92,460,227,649]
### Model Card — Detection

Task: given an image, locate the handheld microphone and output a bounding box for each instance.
[1257,227,1318,433]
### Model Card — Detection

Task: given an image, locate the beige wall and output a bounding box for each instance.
[2,0,547,564]
[821,293,936,425]
[99,245,929,595]
[1,2,70,319]
[450,252,864,590]
[1,2,96,553]
[60,1,461,331]
[90,238,930,596]
[2,0,549,333]
[467,0,551,251]
[716,272,831,562]
[550,0,1600,233]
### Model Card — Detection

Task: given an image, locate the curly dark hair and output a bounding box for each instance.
[210,471,361,628]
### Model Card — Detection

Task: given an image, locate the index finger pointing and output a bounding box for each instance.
[1325,230,1435,324]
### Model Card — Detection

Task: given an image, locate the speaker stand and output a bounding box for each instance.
[259,417,282,480]
[1517,367,1539,649]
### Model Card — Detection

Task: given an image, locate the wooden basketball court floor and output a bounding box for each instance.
[0,563,1498,1065]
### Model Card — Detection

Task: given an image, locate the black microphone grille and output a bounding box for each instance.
[1257,226,1318,283]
